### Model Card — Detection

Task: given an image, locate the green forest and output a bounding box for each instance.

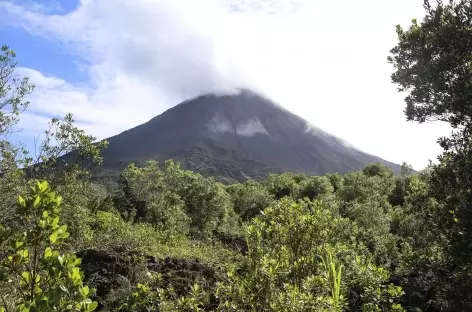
[1,1,472,311]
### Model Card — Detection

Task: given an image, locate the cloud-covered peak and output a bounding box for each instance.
[0,0,451,169]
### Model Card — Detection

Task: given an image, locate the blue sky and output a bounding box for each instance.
[2,26,87,82]
[1,0,81,149]
[0,0,452,169]
[2,0,80,71]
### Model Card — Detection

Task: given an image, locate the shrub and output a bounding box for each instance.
[226,180,274,221]
[0,181,97,312]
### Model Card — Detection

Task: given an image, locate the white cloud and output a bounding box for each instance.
[14,67,170,139]
[0,0,451,169]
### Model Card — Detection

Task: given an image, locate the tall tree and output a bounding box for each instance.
[389,1,472,309]
[0,45,34,137]
[388,0,472,130]
[0,45,35,224]
[388,0,472,252]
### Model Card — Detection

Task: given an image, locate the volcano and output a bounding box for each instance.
[97,90,400,182]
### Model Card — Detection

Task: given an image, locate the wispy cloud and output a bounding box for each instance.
[0,0,451,169]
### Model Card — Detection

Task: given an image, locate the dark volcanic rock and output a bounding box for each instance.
[147,256,218,295]
[77,249,218,308]
[212,230,248,255]
[76,250,141,302]
[96,90,401,183]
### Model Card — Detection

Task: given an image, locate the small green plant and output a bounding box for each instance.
[0,181,98,312]
[117,277,162,312]
[117,273,209,312]
[321,248,343,310]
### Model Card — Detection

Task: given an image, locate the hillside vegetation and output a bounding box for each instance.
[2,1,472,311]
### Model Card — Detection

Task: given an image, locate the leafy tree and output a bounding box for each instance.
[400,162,414,177]
[3,113,107,250]
[0,149,26,225]
[26,113,108,185]
[160,160,240,237]
[0,45,34,227]
[388,0,472,129]
[391,174,446,260]
[389,1,472,309]
[0,181,97,311]
[113,172,145,222]
[216,198,405,311]
[25,115,109,249]
[298,175,340,214]
[389,162,414,207]
[325,173,343,193]
[338,171,394,203]
[0,45,108,249]
[119,161,190,236]
[264,172,300,200]
[363,163,394,179]
[226,180,274,221]
[116,160,239,238]
[337,170,400,267]
[344,196,399,267]
[0,45,35,137]
[298,176,334,201]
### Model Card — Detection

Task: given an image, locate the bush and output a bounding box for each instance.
[226,180,274,221]
[215,198,405,312]
[0,181,97,312]
[264,173,300,200]
[116,161,240,238]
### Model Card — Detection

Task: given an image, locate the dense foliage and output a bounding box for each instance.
[389,0,472,310]
[2,1,472,310]
[0,181,98,312]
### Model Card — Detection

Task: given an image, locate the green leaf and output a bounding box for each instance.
[18,195,26,207]
[49,230,58,244]
[56,196,62,206]
[19,249,29,258]
[52,216,59,227]
[33,195,41,209]
[21,271,30,284]
[80,286,90,297]
[38,181,49,193]
[59,224,68,234]
[18,305,29,312]
[87,301,98,311]
[44,247,52,258]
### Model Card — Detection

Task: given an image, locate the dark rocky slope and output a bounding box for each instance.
[96,90,400,182]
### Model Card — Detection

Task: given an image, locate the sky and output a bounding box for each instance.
[0,0,452,170]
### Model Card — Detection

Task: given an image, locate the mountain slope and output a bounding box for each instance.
[97,90,401,182]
